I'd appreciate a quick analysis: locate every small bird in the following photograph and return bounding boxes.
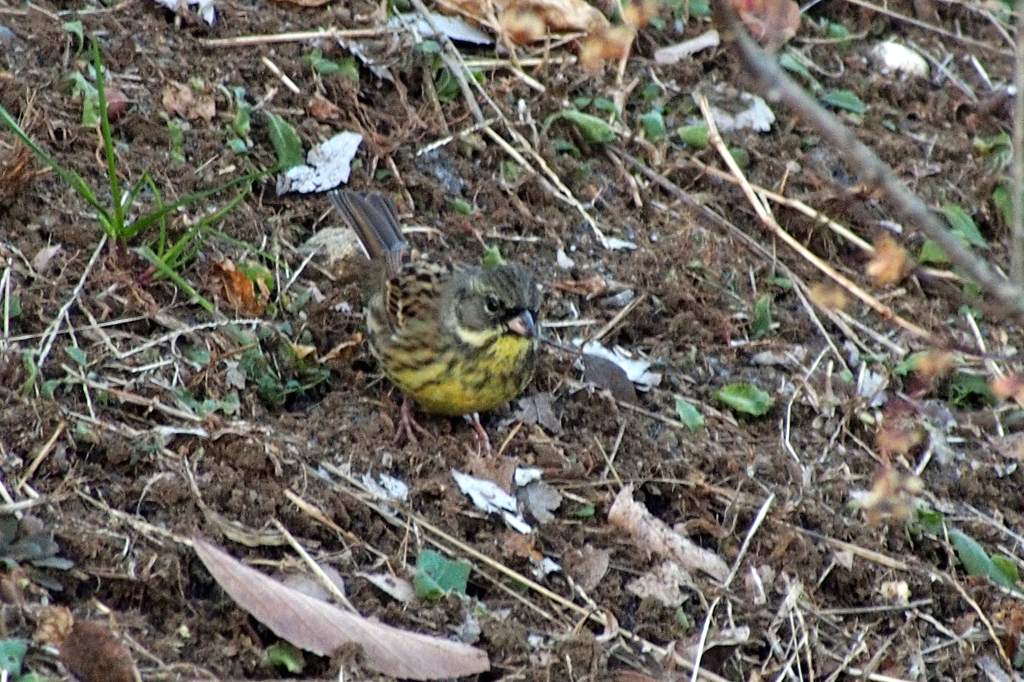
[328,189,541,453]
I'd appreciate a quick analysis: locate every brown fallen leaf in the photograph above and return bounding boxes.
[992,374,1024,406]
[853,466,923,525]
[271,0,330,5]
[308,93,342,121]
[193,537,490,680]
[564,545,610,592]
[59,620,140,682]
[808,282,849,312]
[731,0,800,51]
[446,0,609,41]
[211,259,270,315]
[579,24,635,72]
[875,398,925,459]
[105,87,129,122]
[608,485,729,583]
[162,81,215,122]
[582,353,637,404]
[866,234,912,286]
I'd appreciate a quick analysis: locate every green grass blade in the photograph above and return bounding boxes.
[122,169,265,240]
[91,40,125,236]
[0,104,111,227]
[136,246,214,313]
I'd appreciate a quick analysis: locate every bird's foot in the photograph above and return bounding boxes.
[394,397,431,446]
[467,412,492,456]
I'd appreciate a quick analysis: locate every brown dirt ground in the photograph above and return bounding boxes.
[2,0,1024,679]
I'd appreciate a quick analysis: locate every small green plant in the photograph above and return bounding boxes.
[0,38,261,312]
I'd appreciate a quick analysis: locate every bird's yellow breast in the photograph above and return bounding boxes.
[383,334,534,416]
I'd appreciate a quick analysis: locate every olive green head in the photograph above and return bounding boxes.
[445,262,541,346]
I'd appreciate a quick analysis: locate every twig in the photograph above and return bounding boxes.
[36,234,106,370]
[712,0,1024,319]
[723,493,774,589]
[844,0,1013,57]
[695,93,933,341]
[1013,8,1024,285]
[200,27,386,48]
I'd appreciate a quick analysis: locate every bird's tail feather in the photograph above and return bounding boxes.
[328,190,406,273]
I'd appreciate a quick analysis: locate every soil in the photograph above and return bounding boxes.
[2,0,1023,680]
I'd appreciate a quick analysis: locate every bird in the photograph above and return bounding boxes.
[328,189,541,453]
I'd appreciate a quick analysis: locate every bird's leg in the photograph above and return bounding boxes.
[394,397,431,445]
[467,412,492,455]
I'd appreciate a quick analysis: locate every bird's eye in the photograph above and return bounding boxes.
[484,295,500,315]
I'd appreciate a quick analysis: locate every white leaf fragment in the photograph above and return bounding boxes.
[580,341,661,390]
[870,41,928,79]
[153,0,216,25]
[711,93,775,133]
[276,131,363,195]
[654,29,720,64]
[362,472,409,502]
[452,469,531,533]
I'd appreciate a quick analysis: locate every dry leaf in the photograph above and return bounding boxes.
[105,87,129,122]
[579,25,635,71]
[500,8,547,43]
[875,399,925,459]
[193,537,490,679]
[357,572,415,603]
[808,282,849,312]
[992,374,1024,405]
[732,0,800,50]
[0,143,32,203]
[308,93,342,121]
[161,82,215,122]
[31,243,62,274]
[866,234,912,286]
[621,0,658,28]
[852,466,923,525]
[446,0,609,38]
[60,621,140,682]
[514,392,562,434]
[502,531,543,561]
[564,545,610,592]
[627,560,692,607]
[608,485,729,582]
[35,605,74,646]
[212,259,269,315]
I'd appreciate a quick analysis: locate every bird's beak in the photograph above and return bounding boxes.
[507,310,536,338]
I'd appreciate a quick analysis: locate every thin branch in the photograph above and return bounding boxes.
[1012,8,1024,285]
[712,0,1024,319]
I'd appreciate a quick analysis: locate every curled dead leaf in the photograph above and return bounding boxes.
[732,0,801,50]
[808,282,849,312]
[308,93,342,121]
[500,8,548,44]
[875,398,925,459]
[162,81,215,122]
[59,620,140,682]
[446,0,609,38]
[579,25,635,72]
[866,234,912,286]
[852,466,923,525]
[622,0,658,28]
[992,374,1024,406]
[212,259,270,315]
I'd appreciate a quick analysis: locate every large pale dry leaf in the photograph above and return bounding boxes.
[608,485,728,583]
[193,538,490,680]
